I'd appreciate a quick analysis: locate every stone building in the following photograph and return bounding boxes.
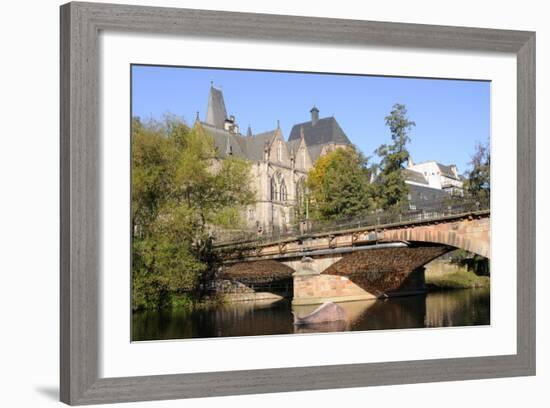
[196,84,352,232]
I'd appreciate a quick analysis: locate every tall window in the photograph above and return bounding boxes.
[280,181,287,202]
[301,148,306,169]
[295,178,306,220]
[277,141,282,162]
[270,177,278,201]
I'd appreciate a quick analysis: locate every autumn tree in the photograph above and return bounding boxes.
[306,147,373,221]
[131,117,254,310]
[373,103,415,210]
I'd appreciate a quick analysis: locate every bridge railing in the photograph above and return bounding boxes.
[212,197,489,247]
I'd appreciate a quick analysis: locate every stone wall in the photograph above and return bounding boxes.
[293,272,376,305]
[321,246,447,296]
[382,216,490,258]
[211,279,290,302]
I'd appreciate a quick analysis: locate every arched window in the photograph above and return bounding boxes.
[277,140,282,162]
[280,181,287,202]
[270,177,278,201]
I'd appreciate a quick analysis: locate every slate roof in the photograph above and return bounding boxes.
[286,139,301,155]
[288,117,352,146]
[437,163,459,179]
[205,86,228,129]
[403,168,429,185]
[200,122,279,160]
[200,123,245,158]
[306,144,325,162]
[242,130,278,161]
[201,86,351,164]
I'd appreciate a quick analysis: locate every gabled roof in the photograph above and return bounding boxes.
[436,163,459,179]
[200,122,282,161]
[306,144,325,162]
[200,122,245,158]
[242,130,278,161]
[403,168,429,185]
[288,117,351,146]
[286,139,301,155]
[205,86,228,129]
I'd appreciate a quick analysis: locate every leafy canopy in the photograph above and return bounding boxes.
[464,141,490,201]
[373,103,415,210]
[306,147,373,221]
[131,117,254,310]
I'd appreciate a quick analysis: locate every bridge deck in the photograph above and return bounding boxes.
[214,209,490,251]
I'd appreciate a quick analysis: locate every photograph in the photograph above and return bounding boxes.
[130,65,491,341]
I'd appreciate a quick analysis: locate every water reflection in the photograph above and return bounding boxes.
[132,288,490,341]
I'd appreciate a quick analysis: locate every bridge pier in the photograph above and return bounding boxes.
[292,257,377,306]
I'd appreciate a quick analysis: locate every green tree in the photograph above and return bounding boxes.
[131,117,254,310]
[306,148,373,221]
[465,141,490,201]
[373,103,415,210]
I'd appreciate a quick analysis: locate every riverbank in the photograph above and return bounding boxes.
[425,266,490,290]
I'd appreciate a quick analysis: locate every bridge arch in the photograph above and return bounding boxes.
[319,245,452,296]
[380,216,490,259]
[222,260,294,282]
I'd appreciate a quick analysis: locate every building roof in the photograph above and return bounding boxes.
[200,122,283,161]
[403,168,429,185]
[436,163,459,179]
[200,87,351,164]
[286,139,301,155]
[242,130,278,161]
[288,116,352,146]
[200,123,246,158]
[205,86,228,129]
[306,144,325,162]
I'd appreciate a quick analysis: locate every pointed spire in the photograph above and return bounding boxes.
[206,83,228,129]
[195,111,200,123]
[247,124,253,137]
[277,119,280,129]
[300,125,305,141]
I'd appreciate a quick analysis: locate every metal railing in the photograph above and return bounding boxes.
[212,197,489,248]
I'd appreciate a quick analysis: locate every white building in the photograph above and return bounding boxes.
[405,158,464,195]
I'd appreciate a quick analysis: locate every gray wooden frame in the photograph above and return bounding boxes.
[60,1,536,405]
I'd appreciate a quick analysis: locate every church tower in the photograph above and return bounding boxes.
[205,83,228,128]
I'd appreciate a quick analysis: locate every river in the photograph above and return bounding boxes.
[132,288,489,341]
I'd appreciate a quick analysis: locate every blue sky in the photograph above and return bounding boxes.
[131,65,490,173]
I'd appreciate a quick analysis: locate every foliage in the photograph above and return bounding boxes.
[449,249,490,276]
[372,103,416,210]
[131,117,254,310]
[425,267,490,289]
[464,141,490,200]
[306,147,373,220]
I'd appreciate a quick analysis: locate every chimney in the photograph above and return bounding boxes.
[310,106,319,126]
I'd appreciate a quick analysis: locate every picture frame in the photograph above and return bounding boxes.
[60,1,536,405]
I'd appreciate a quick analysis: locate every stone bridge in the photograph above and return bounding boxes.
[214,210,490,305]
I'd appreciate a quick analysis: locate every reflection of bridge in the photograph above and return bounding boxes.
[214,208,490,305]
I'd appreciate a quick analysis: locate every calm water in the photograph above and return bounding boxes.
[132,288,490,341]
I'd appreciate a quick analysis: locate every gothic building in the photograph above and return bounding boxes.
[196,84,352,231]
